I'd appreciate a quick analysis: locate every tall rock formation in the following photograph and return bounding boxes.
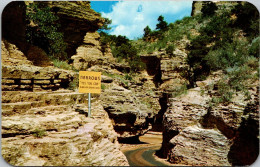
[161,76,259,166]
[1,1,130,166]
[140,2,259,166]
[34,1,104,57]
[140,38,190,131]
[152,2,260,163]
[191,1,240,16]
[2,1,104,64]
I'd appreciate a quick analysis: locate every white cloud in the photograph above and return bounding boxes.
[101,1,192,39]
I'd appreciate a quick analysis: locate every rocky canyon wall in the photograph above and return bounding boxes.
[2,2,160,166]
[1,1,130,166]
[154,2,259,166]
[161,75,259,166]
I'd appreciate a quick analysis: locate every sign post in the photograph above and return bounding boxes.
[88,93,91,117]
[79,71,101,118]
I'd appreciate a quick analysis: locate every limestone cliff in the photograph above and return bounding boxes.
[2,2,159,164]
[158,72,259,166]
[1,40,129,166]
[140,37,190,131]
[2,1,104,64]
[1,1,130,166]
[34,1,104,57]
[140,2,259,165]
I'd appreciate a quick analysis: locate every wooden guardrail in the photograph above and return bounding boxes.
[1,78,69,91]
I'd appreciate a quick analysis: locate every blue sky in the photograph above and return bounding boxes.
[91,1,192,40]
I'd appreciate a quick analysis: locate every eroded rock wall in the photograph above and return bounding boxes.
[160,73,259,166]
[140,38,190,131]
[1,2,130,165]
[35,1,104,57]
[71,32,118,71]
[99,71,161,140]
[2,1,104,64]
[1,90,129,166]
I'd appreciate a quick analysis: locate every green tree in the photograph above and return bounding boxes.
[99,17,112,31]
[186,12,233,85]
[201,1,218,17]
[231,2,259,38]
[115,35,129,46]
[156,15,168,31]
[143,25,152,40]
[26,3,67,60]
[100,32,145,72]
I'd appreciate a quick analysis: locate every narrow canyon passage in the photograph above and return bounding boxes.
[120,131,173,166]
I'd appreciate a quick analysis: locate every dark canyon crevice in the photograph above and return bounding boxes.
[227,97,259,166]
[152,93,169,132]
[141,55,163,88]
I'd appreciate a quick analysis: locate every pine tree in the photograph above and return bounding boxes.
[143,26,152,40]
[156,15,168,31]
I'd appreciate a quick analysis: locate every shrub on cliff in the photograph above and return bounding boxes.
[156,15,168,32]
[26,3,67,60]
[186,3,259,85]
[231,2,259,39]
[100,33,145,72]
[143,26,152,41]
[201,1,218,17]
[185,2,259,103]
[135,15,196,55]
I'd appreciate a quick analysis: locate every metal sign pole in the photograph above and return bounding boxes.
[88,93,91,117]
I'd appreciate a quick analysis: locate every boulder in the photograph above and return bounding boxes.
[169,125,231,166]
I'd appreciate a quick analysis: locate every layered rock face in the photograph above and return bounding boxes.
[71,31,131,73]
[1,40,74,91]
[35,1,104,57]
[140,38,189,131]
[155,2,259,166]
[140,35,259,165]
[141,47,188,91]
[2,1,104,62]
[1,1,130,165]
[71,32,117,71]
[1,41,129,166]
[2,0,158,146]
[2,90,128,166]
[159,73,259,166]
[100,73,160,140]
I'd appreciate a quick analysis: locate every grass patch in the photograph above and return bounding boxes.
[101,84,106,90]
[33,128,46,138]
[171,84,188,97]
[52,59,73,70]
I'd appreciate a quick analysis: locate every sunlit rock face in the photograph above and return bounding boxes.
[1,40,129,166]
[1,2,130,166]
[33,1,104,57]
[159,74,259,166]
[2,1,104,61]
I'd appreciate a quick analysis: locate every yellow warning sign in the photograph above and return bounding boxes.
[79,71,101,94]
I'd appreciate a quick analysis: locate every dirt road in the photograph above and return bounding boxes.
[121,131,172,166]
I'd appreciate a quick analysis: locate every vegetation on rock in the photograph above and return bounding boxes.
[134,2,259,103]
[100,32,145,72]
[26,3,67,60]
[32,128,46,138]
